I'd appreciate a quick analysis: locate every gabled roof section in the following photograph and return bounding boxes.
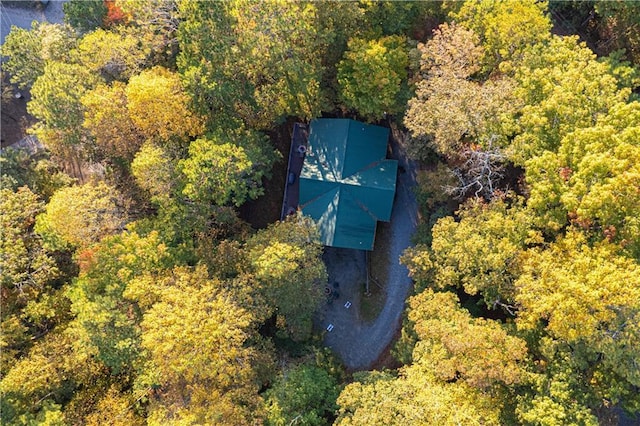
[299,119,398,250]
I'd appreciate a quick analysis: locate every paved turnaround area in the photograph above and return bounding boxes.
[319,128,419,370]
[1,1,66,44]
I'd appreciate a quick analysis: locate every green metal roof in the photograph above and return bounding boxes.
[299,119,398,250]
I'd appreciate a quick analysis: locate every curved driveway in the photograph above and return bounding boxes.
[322,127,419,370]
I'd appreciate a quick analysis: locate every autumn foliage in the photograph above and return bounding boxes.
[103,0,127,27]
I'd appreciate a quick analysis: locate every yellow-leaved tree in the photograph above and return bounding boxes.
[125,67,204,144]
[35,181,127,250]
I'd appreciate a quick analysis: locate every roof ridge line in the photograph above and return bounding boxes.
[343,158,389,177]
[340,159,398,191]
[298,183,340,209]
[317,118,342,182]
[339,119,351,180]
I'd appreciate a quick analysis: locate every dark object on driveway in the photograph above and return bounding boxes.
[288,172,296,184]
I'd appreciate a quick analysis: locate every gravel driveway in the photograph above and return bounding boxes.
[319,126,419,370]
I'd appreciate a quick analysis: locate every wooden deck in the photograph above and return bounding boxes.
[280,123,309,220]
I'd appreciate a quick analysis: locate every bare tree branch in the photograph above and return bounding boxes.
[443,137,505,200]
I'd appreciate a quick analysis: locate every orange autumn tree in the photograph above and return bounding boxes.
[104,1,127,27]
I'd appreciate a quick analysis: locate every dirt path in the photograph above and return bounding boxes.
[319,125,419,371]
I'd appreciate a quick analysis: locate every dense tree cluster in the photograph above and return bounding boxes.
[1,0,639,424]
[399,1,640,424]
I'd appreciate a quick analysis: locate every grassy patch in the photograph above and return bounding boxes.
[359,221,392,323]
[360,281,386,323]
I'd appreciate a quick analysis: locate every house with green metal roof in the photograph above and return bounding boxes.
[299,118,398,250]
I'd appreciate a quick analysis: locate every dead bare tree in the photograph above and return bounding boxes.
[445,139,505,200]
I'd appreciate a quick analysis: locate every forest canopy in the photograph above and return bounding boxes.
[1,0,639,425]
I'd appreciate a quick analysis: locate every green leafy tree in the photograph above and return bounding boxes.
[245,216,327,341]
[264,363,340,426]
[406,289,527,390]
[518,377,598,425]
[29,61,98,134]
[28,61,101,161]
[0,151,74,378]
[0,187,58,304]
[311,2,366,93]
[0,327,106,424]
[337,35,409,121]
[0,187,63,375]
[1,22,77,90]
[179,140,253,206]
[177,1,362,129]
[228,0,331,125]
[0,148,73,200]
[403,196,534,306]
[126,195,218,258]
[66,230,174,374]
[179,130,274,207]
[176,0,257,130]
[515,342,600,426]
[35,182,127,250]
[451,0,552,71]
[359,1,444,38]
[131,142,178,202]
[63,0,108,33]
